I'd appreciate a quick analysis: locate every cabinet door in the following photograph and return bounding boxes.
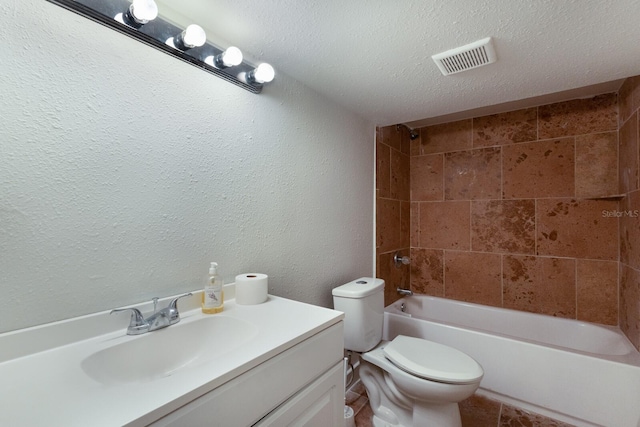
[254,361,344,427]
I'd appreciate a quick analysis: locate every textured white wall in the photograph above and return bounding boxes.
[0,0,374,333]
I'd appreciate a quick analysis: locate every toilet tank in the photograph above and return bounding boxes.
[332,278,384,352]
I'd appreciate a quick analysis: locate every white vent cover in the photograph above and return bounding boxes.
[432,37,497,76]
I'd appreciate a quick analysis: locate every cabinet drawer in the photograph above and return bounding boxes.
[253,361,344,427]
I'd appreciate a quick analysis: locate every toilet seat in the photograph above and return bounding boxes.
[383,335,483,384]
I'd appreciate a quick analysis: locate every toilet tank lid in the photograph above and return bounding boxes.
[332,278,384,298]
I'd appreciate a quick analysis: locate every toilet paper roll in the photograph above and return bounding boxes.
[235,273,268,305]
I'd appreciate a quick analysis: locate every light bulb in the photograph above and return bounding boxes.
[130,0,158,23]
[212,46,243,68]
[181,24,206,48]
[121,0,158,28]
[221,47,243,67]
[250,63,275,84]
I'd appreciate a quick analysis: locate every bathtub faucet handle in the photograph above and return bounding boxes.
[397,287,413,296]
[393,252,410,268]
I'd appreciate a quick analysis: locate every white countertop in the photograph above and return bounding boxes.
[0,289,343,426]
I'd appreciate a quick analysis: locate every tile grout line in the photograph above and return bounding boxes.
[573,135,578,321]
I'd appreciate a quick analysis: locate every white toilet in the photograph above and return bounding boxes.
[332,278,483,427]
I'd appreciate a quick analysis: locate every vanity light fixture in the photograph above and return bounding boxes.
[121,0,158,28]
[172,24,207,51]
[247,63,275,84]
[206,46,243,69]
[47,0,275,93]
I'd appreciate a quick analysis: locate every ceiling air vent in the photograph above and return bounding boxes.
[432,37,497,76]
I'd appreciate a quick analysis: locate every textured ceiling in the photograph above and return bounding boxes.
[158,0,640,126]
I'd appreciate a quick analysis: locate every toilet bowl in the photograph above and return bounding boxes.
[332,278,483,427]
[361,336,483,427]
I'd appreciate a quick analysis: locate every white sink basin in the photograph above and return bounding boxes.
[0,292,343,427]
[82,315,258,385]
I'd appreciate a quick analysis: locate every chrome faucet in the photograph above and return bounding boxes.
[397,287,413,296]
[111,293,193,335]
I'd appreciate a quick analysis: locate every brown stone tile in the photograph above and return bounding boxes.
[503,138,575,199]
[577,259,618,325]
[445,251,502,307]
[634,75,640,114]
[575,132,618,198]
[399,127,412,155]
[471,200,535,254]
[410,248,444,296]
[619,75,640,126]
[634,76,640,117]
[537,199,618,260]
[499,404,576,426]
[473,108,537,147]
[417,120,472,155]
[410,134,421,157]
[379,250,410,306]
[380,124,402,152]
[419,201,471,250]
[410,202,420,247]
[620,189,640,269]
[346,392,368,414]
[376,198,402,252]
[619,77,634,126]
[348,379,366,397]
[538,93,617,139]
[620,263,640,351]
[460,394,501,427]
[619,111,639,194]
[400,201,410,248]
[376,140,390,198]
[503,255,576,318]
[354,402,374,427]
[411,154,443,201]
[445,147,502,200]
[390,149,410,201]
[344,380,369,414]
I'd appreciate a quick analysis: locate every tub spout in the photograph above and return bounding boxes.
[397,287,413,296]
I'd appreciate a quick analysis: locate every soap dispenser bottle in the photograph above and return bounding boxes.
[202,262,224,314]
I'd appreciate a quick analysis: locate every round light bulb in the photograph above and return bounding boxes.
[222,46,243,67]
[182,24,206,48]
[253,63,275,83]
[130,0,158,23]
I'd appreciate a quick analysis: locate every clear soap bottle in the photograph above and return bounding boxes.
[202,262,224,314]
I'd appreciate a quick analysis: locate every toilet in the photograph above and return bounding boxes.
[332,278,483,427]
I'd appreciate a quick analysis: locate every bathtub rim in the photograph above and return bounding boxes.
[385,295,640,366]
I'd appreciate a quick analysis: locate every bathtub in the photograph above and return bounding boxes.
[383,296,640,427]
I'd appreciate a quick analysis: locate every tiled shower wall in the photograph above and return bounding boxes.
[619,76,640,349]
[377,77,640,347]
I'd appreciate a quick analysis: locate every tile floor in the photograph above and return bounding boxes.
[345,379,373,427]
[345,379,576,427]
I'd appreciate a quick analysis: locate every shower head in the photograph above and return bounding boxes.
[396,124,419,140]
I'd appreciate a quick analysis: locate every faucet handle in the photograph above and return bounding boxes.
[166,293,193,323]
[168,293,193,310]
[110,307,149,335]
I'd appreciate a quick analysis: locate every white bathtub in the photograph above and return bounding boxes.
[383,296,640,427]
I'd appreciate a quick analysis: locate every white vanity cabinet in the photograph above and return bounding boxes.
[150,322,345,427]
[0,293,345,427]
